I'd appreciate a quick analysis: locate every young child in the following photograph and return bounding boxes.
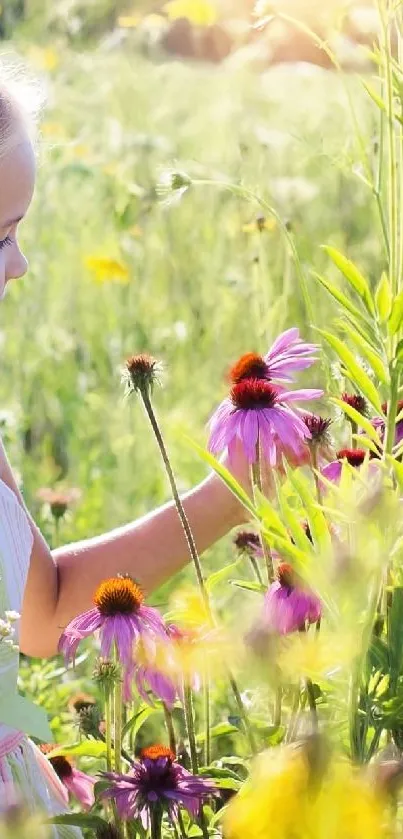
[0,63,249,831]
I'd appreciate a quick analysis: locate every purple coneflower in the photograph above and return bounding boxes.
[40,747,95,810]
[58,576,168,672]
[208,379,323,466]
[264,327,319,381]
[263,563,321,634]
[101,745,216,826]
[321,448,379,484]
[228,329,318,386]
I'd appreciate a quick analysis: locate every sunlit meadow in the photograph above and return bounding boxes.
[2,0,403,836]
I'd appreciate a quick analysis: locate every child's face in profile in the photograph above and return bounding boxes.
[0,131,36,300]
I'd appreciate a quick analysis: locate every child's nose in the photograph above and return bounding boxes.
[6,248,28,280]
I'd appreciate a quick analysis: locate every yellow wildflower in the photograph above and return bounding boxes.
[224,744,387,839]
[84,255,130,285]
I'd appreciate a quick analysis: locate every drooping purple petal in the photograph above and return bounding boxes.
[321,461,343,483]
[64,769,95,810]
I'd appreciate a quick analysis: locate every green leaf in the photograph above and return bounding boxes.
[284,465,331,555]
[184,435,257,518]
[196,722,239,742]
[230,579,266,593]
[331,398,382,446]
[362,80,387,113]
[317,329,383,413]
[199,766,243,781]
[206,561,240,593]
[323,246,375,315]
[395,339,403,366]
[313,272,369,323]
[47,741,108,758]
[375,272,393,323]
[339,321,389,385]
[49,814,109,830]
[388,291,403,335]
[122,704,158,740]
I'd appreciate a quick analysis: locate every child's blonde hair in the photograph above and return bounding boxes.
[0,55,44,161]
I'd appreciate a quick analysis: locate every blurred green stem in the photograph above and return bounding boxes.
[204,673,211,766]
[228,673,257,755]
[183,682,198,774]
[104,689,112,773]
[384,374,399,456]
[163,703,177,756]
[379,0,398,294]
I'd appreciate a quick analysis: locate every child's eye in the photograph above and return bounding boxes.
[0,235,13,252]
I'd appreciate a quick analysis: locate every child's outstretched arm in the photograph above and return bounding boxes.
[0,441,249,658]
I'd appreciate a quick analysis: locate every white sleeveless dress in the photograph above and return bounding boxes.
[0,477,82,836]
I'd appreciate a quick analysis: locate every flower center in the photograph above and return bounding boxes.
[302,414,332,443]
[337,448,366,467]
[94,577,144,616]
[234,530,261,553]
[277,563,296,588]
[140,745,175,762]
[229,353,268,384]
[341,393,368,416]
[40,747,73,780]
[230,379,279,410]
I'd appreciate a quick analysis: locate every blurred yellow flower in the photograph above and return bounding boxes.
[278,629,357,683]
[168,586,212,629]
[242,215,276,234]
[41,122,66,139]
[27,46,59,72]
[164,0,218,27]
[224,745,387,839]
[84,255,130,285]
[118,14,141,28]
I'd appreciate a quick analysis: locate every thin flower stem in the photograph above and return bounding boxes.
[204,672,211,766]
[310,447,323,506]
[104,689,113,773]
[249,555,264,585]
[163,703,177,756]
[384,374,399,456]
[350,421,358,450]
[228,674,257,755]
[141,391,210,612]
[114,672,123,775]
[177,811,187,839]
[150,807,163,839]
[286,686,301,743]
[183,682,199,775]
[251,443,274,582]
[380,0,399,295]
